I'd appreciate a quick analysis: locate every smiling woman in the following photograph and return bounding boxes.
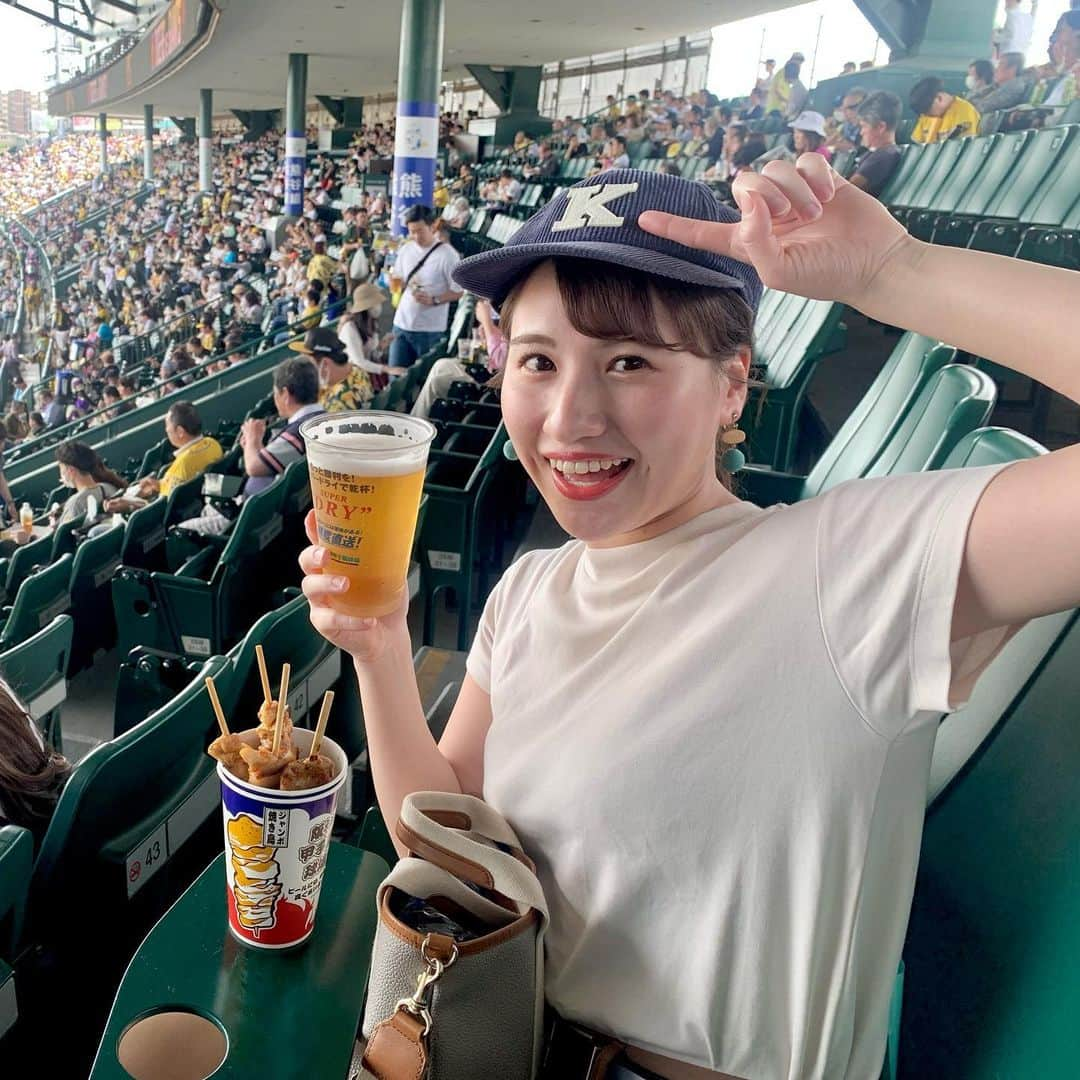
[497,257,759,544]
[299,162,1080,1080]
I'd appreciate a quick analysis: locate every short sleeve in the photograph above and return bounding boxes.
[259,427,304,476]
[815,464,1022,739]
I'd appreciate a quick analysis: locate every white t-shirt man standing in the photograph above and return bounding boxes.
[997,0,1033,57]
[389,206,462,368]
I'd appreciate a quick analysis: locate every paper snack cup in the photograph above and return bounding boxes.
[217,730,348,949]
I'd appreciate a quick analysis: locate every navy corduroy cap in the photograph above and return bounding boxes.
[453,168,763,311]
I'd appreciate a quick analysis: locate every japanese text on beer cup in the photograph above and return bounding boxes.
[302,415,435,618]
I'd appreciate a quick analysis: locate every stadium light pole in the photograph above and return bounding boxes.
[143,104,154,182]
[391,0,445,237]
[198,88,213,194]
[284,52,308,219]
[98,112,108,174]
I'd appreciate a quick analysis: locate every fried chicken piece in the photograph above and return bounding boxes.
[238,743,298,789]
[256,700,293,752]
[207,731,260,780]
[279,753,337,791]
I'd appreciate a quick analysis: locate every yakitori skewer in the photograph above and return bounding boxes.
[205,676,228,738]
[255,644,272,706]
[272,664,291,755]
[309,690,334,760]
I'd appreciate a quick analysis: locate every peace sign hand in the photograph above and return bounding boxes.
[639,153,916,309]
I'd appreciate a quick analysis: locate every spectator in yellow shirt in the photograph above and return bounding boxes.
[306,237,337,287]
[105,401,223,511]
[909,77,980,142]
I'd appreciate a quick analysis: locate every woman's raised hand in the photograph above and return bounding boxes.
[298,510,408,664]
[639,153,915,308]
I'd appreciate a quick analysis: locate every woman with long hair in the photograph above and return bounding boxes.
[0,680,69,847]
[300,162,1080,1078]
[53,440,126,526]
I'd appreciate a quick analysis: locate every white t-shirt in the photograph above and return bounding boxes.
[393,240,462,333]
[999,9,1033,55]
[467,463,1022,1079]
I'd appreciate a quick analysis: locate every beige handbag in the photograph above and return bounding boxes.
[360,792,548,1080]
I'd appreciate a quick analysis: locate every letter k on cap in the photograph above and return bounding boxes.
[551,183,640,232]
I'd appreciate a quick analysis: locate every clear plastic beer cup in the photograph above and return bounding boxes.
[300,411,436,617]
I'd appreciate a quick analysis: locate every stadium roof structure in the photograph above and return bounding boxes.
[47,0,805,117]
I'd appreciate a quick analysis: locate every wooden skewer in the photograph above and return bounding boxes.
[205,676,229,739]
[308,690,334,760]
[272,664,291,755]
[255,644,272,706]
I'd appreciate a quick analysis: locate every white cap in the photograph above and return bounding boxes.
[790,110,827,137]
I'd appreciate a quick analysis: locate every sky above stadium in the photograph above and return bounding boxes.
[0,1,1066,96]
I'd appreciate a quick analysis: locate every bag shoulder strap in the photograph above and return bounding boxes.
[362,1008,427,1080]
[402,242,443,290]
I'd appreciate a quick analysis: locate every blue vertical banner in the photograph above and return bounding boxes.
[392,100,439,237]
[284,134,306,218]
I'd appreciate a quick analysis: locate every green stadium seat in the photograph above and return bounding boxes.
[907,134,1000,241]
[899,138,970,212]
[20,655,232,1075]
[0,554,73,651]
[119,498,167,571]
[113,477,288,660]
[0,825,32,1039]
[878,142,928,205]
[4,532,53,601]
[69,523,125,672]
[49,517,81,561]
[982,124,1076,219]
[746,298,848,471]
[969,125,1080,255]
[901,606,1080,1077]
[0,614,72,751]
[859,364,996,480]
[420,422,509,650]
[739,334,956,507]
[163,470,210,530]
[930,130,1034,246]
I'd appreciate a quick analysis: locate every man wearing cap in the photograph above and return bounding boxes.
[291,326,373,412]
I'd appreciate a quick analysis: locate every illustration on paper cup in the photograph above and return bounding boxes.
[226,813,282,931]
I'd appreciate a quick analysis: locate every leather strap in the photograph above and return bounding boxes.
[361,1009,428,1080]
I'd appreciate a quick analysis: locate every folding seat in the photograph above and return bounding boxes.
[0,613,72,750]
[893,139,968,225]
[0,825,31,1040]
[969,125,1080,256]
[929,129,1034,246]
[419,423,510,650]
[886,141,943,209]
[908,134,999,241]
[119,497,167,571]
[2,532,53,602]
[878,143,923,204]
[68,523,125,672]
[113,479,288,660]
[20,656,231,1076]
[739,334,956,506]
[0,554,73,651]
[746,297,848,471]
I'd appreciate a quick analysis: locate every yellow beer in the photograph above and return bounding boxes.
[301,413,436,617]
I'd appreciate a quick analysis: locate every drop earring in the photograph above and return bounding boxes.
[502,440,518,462]
[719,417,746,472]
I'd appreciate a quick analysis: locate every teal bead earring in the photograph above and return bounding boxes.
[719,418,746,472]
[502,440,518,462]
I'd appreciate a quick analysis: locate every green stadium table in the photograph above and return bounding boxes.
[90,842,387,1080]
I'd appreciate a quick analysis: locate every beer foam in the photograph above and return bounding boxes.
[302,415,435,476]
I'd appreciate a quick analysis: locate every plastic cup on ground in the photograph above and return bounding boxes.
[300,410,436,617]
[217,730,348,950]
